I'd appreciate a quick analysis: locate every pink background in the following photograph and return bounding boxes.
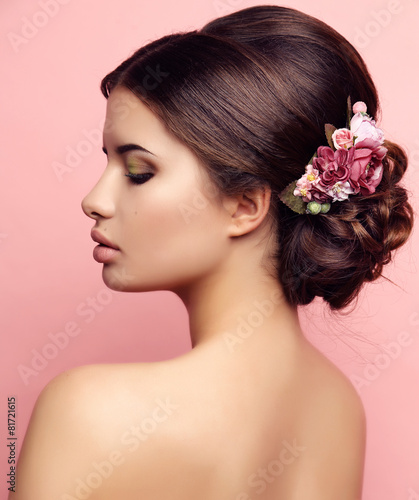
[1,0,418,498]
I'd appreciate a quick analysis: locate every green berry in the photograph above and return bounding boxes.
[306,201,322,215]
[320,203,331,213]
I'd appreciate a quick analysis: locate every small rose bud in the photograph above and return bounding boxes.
[332,128,354,150]
[352,101,367,114]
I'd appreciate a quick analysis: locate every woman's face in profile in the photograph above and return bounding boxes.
[82,86,231,293]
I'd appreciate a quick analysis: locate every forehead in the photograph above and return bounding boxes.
[103,87,186,158]
[104,87,161,139]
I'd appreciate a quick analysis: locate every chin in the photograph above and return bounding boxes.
[101,262,205,295]
[101,268,166,293]
[101,266,137,292]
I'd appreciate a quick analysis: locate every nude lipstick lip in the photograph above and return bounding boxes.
[90,229,120,263]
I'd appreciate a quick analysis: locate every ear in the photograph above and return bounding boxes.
[224,186,272,237]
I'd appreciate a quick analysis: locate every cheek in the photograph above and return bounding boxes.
[118,182,228,285]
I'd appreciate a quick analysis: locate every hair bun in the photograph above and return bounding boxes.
[276,139,413,310]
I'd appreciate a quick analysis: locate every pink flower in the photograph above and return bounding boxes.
[294,165,321,202]
[294,179,311,202]
[360,164,383,195]
[313,147,351,185]
[349,141,387,195]
[310,189,330,203]
[311,146,334,173]
[350,113,385,146]
[332,128,354,150]
[306,147,355,202]
[314,148,355,202]
[352,101,367,114]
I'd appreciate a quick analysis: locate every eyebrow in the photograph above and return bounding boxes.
[102,143,156,156]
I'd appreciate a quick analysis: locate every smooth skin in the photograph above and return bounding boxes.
[11,87,366,500]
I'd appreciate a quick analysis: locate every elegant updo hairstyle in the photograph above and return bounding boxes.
[101,5,413,310]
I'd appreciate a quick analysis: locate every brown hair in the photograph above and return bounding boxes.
[101,5,413,310]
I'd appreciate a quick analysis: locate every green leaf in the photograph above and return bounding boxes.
[278,180,306,215]
[324,124,336,149]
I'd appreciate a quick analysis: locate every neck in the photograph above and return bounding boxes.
[174,246,302,353]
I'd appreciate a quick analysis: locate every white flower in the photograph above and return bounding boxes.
[325,181,354,202]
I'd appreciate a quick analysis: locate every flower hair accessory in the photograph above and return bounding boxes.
[279,99,387,215]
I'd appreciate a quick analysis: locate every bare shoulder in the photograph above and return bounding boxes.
[12,363,180,500]
[11,365,108,499]
[283,341,366,500]
[299,341,366,427]
[19,363,140,442]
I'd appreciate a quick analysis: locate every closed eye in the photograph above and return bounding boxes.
[125,172,154,185]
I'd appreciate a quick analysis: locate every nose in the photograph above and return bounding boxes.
[81,171,116,220]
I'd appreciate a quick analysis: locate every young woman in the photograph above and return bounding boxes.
[12,6,413,500]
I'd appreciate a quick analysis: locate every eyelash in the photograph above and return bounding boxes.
[125,172,154,185]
